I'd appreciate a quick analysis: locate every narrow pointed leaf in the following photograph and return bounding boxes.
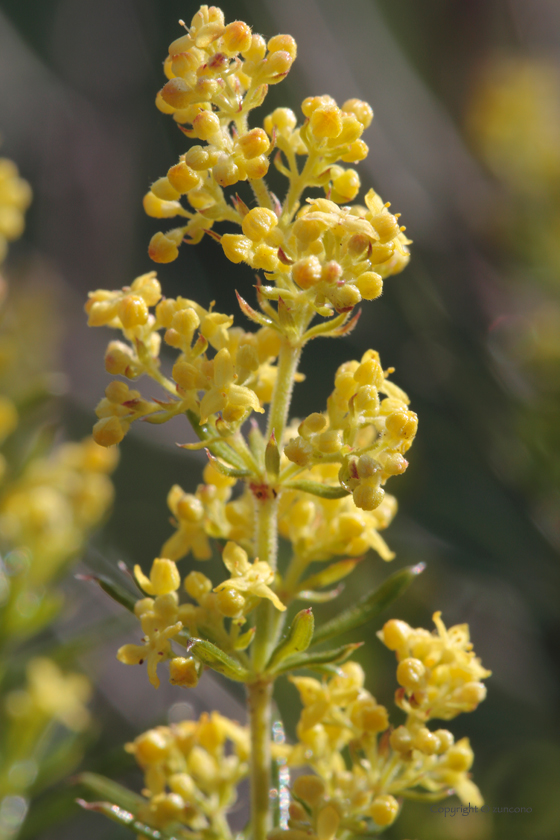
[185,409,248,471]
[273,642,362,675]
[278,297,296,333]
[205,449,251,478]
[234,626,255,651]
[77,773,145,813]
[302,312,348,341]
[187,638,250,682]
[79,574,137,613]
[285,480,349,499]
[295,586,344,603]
[265,432,280,478]
[298,559,361,592]
[311,563,425,646]
[266,609,314,671]
[76,800,177,840]
[236,290,274,327]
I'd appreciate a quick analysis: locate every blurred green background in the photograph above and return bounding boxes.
[1,1,560,838]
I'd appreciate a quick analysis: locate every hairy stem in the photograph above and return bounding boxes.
[250,177,274,212]
[247,679,274,840]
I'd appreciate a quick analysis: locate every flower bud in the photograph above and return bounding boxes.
[370,211,401,243]
[434,729,454,754]
[381,619,411,650]
[192,110,221,140]
[331,169,360,203]
[118,295,149,329]
[169,657,199,688]
[263,50,294,82]
[353,483,384,511]
[133,730,170,765]
[446,739,474,772]
[221,20,252,54]
[161,78,193,109]
[143,192,182,219]
[242,207,278,241]
[284,437,314,467]
[396,657,425,689]
[414,727,440,754]
[150,558,181,595]
[355,271,383,300]
[216,587,245,617]
[370,795,398,827]
[167,162,200,195]
[237,128,270,159]
[184,571,212,600]
[213,154,244,187]
[310,106,343,140]
[93,416,126,447]
[151,177,180,201]
[243,154,269,179]
[221,233,252,264]
[264,107,297,137]
[341,139,369,163]
[390,725,412,752]
[290,256,320,290]
[149,231,180,263]
[242,33,267,61]
[342,98,374,128]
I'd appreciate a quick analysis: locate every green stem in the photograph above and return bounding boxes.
[266,339,302,443]
[250,177,274,211]
[247,679,273,840]
[280,151,318,226]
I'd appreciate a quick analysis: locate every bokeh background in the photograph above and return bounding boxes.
[1,0,560,838]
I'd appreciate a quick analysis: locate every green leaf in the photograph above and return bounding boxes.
[266,608,314,671]
[76,800,180,839]
[284,480,350,499]
[265,432,280,478]
[187,638,250,682]
[272,642,362,675]
[77,772,145,813]
[185,410,248,471]
[295,586,344,603]
[311,563,425,646]
[78,574,137,613]
[234,626,256,650]
[297,559,361,592]
[205,449,251,478]
[236,290,274,327]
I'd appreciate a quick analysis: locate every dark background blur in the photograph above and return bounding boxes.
[2,1,560,838]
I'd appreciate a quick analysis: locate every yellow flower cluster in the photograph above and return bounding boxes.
[118,537,286,688]
[5,657,91,733]
[145,6,409,327]
[284,350,417,512]
[86,273,284,447]
[0,156,31,264]
[278,622,489,835]
[145,5,296,259]
[0,438,117,593]
[125,712,249,837]
[379,611,491,721]
[222,192,409,316]
[279,465,398,563]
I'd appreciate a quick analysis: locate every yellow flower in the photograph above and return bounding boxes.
[117,619,183,689]
[199,347,264,423]
[134,558,181,596]
[214,541,286,611]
